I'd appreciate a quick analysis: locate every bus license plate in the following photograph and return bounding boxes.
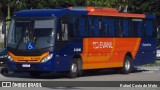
[22,64,30,67]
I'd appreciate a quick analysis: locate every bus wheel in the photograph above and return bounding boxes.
[1,68,9,75]
[68,59,79,78]
[29,71,41,78]
[77,58,82,76]
[121,56,132,74]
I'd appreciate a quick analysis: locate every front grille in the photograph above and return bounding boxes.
[18,60,39,62]
[12,52,43,56]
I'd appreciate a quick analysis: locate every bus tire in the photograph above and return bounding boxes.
[68,59,79,78]
[1,68,9,76]
[121,55,132,74]
[77,58,82,76]
[29,71,41,78]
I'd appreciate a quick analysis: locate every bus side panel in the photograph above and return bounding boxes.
[81,38,141,70]
[133,38,157,66]
[54,39,83,72]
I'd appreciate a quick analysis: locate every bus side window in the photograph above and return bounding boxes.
[123,19,129,37]
[88,17,94,37]
[103,17,109,37]
[128,19,133,37]
[72,17,77,37]
[79,17,86,37]
[132,21,138,37]
[152,20,157,38]
[145,20,153,37]
[117,19,124,37]
[57,21,61,41]
[94,17,100,36]
[109,18,114,37]
[57,21,69,41]
[137,21,143,37]
[61,23,68,41]
[72,16,80,37]
[88,17,92,37]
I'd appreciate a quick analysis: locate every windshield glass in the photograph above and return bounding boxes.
[8,17,55,50]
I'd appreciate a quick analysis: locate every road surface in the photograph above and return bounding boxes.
[0,65,160,90]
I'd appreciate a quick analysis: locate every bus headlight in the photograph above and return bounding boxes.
[41,54,53,63]
[8,55,14,62]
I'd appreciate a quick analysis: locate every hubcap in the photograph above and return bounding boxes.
[71,63,77,73]
[125,60,130,71]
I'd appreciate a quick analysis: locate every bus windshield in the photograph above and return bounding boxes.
[8,17,55,50]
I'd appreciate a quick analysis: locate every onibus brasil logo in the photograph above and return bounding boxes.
[1,82,42,87]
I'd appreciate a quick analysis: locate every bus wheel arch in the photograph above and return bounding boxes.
[121,52,133,74]
[125,52,133,61]
[68,55,82,78]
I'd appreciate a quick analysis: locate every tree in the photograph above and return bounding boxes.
[0,2,2,17]
[128,0,160,15]
[87,0,118,7]
[0,0,22,18]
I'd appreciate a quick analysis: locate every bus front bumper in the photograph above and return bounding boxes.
[7,60,54,72]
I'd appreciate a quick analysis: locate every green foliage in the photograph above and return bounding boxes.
[128,0,160,15]
[87,0,118,8]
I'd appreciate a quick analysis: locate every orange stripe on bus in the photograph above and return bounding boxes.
[81,38,141,70]
[88,12,145,18]
[132,38,141,58]
[8,52,49,63]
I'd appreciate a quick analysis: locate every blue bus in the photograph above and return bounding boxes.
[6,7,157,78]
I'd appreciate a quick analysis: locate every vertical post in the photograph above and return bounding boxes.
[3,19,6,48]
[2,18,6,48]
[7,5,11,28]
[5,5,11,48]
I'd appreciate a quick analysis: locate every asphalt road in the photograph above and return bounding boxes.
[0,66,160,81]
[0,65,160,90]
